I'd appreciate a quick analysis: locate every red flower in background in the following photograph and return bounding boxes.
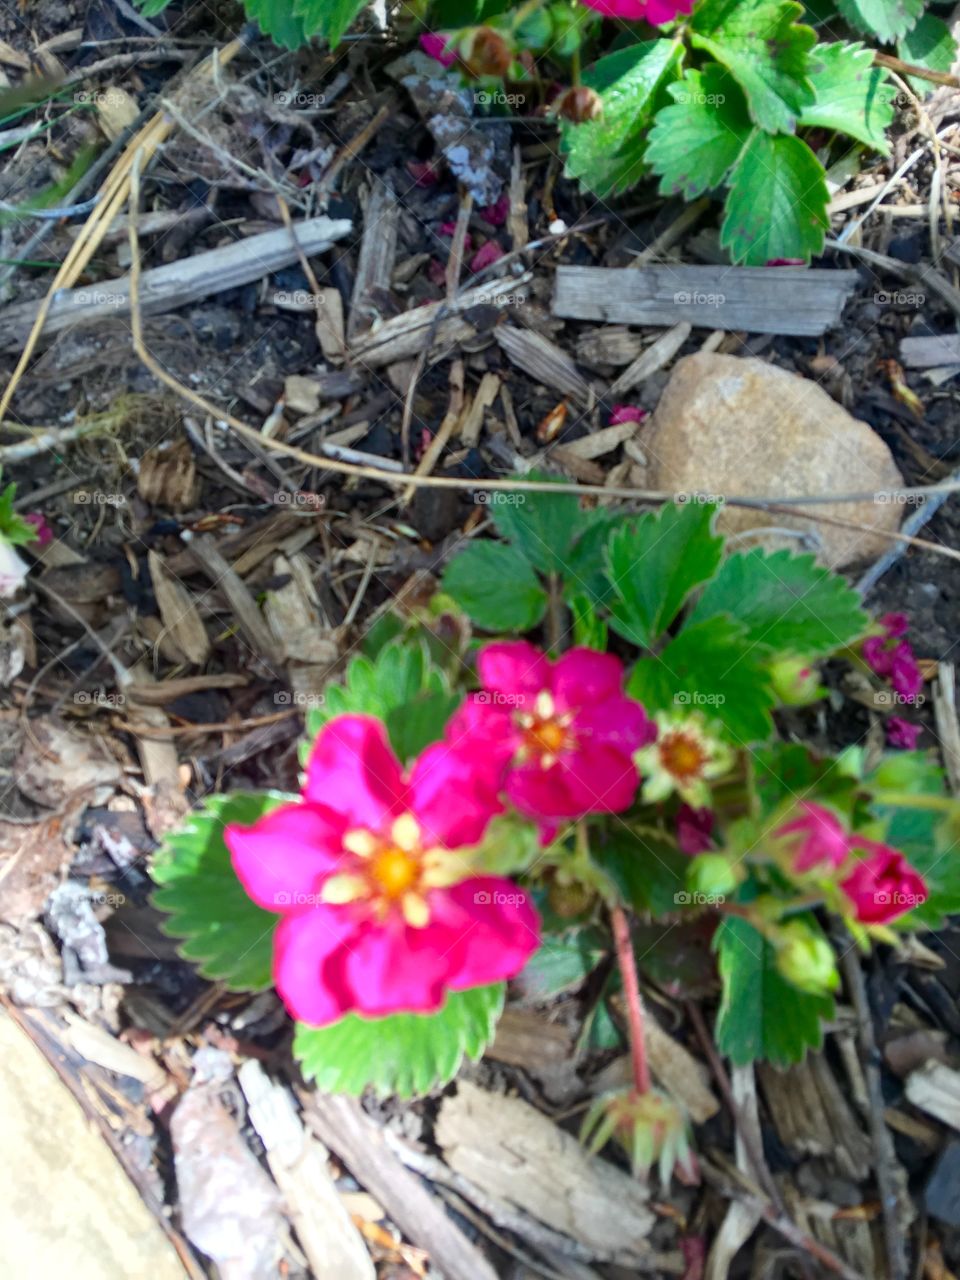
[226,716,539,1026]
[775,802,850,873]
[840,842,928,924]
[864,612,923,702]
[447,641,655,822]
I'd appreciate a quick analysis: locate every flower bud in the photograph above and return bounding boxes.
[687,853,738,900]
[768,655,824,706]
[581,1087,696,1185]
[774,920,839,995]
[462,27,513,78]
[554,86,604,123]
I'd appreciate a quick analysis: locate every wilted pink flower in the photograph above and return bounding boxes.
[864,613,923,703]
[886,716,922,750]
[420,31,456,67]
[766,258,805,266]
[447,642,654,822]
[609,404,648,426]
[226,715,539,1026]
[479,194,510,227]
[776,802,850,873]
[470,240,504,273]
[840,841,928,924]
[24,512,52,546]
[407,159,439,187]
[677,804,714,855]
[578,0,692,21]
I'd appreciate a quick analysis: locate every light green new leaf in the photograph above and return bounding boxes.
[605,500,724,649]
[798,41,894,152]
[691,0,817,133]
[646,65,753,199]
[688,547,868,656]
[628,617,776,742]
[152,792,292,991]
[443,541,547,632]
[562,40,683,197]
[836,0,923,42]
[714,916,834,1065]
[721,131,829,264]
[293,983,504,1096]
[294,0,367,45]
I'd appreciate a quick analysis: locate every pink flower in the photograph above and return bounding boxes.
[578,0,692,21]
[886,716,922,750]
[840,842,928,924]
[446,642,655,822]
[470,240,504,273]
[225,715,539,1027]
[775,802,850,873]
[608,404,648,426]
[24,513,52,546]
[890,643,923,701]
[864,613,923,703]
[479,194,510,227]
[766,258,805,266]
[677,804,714,855]
[420,32,456,67]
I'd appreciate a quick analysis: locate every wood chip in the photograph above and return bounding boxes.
[239,1061,374,1280]
[315,288,346,364]
[560,421,640,461]
[495,326,592,407]
[758,1054,872,1180]
[435,1081,653,1261]
[459,372,501,447]
[608,322,692,398]
[138,439,199,511]
[900,334,960,369]
[264,554,339,665]
[487,1007,573,1069]
[94,85,139,141]
[553,267,860,337]
[147,551,211,665]
[284,375,323,416]
[905,1061,960,1130]
[349,183,399,340]
[187,534,283,669]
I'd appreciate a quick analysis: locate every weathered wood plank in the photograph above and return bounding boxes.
[552,266,860,336]
[901,333,960,368]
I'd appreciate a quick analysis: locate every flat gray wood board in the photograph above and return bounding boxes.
[552,266,860,336]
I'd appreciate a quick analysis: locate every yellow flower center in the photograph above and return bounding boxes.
[320,813,468,928]
[658,731,707,781]
[516,690,575,768]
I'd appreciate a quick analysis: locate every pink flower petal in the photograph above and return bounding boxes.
[273,906,359,1026]
[551,647,626,709]
[419,31,456,67]
[409,739,504,848]
[479,194,510,227]
[437,878,541,988]
[886,716,922,750]
[303,715,407,831]
[477,640,550,705]
[226,802,347,912]
[574,697,656,751]
[776,802,849,873]
[24,512,53,546]
[840,844,928,924]
[340,919,451,1017]
[470,240,503,274]
[677,804,714,855]
[608,404,648,426]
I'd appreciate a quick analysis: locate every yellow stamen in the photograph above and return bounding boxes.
[321,873,368,904]
[659,732,707,781]
[390,813,421,852]
[343,828,378,858]
[371,845,420,898]
[402,892,430,928]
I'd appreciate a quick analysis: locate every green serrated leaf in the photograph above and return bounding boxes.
[488,479,587,575]
[591,826,690,916]
[646,65,753,199]
[152,792,292,990]
[688,547,868,656]
[605,500,724,650]
[561,39,683,197]
[443,541,547,632]
[135,0,171,15]
[836,0,923,42]
[516,927,608,1000]
[245,0,309,48]
[798,41,894,151]
[714,915,833,1065]
[691,0,817,133]
[899,14,958,93]
[303,639,452,763]
[628,617,776,742]
[293,983,504,1096]
[721,130,829,265]
[293,0,366,45]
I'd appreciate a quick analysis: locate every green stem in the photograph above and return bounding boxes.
[611,903,651,1095]
[872,792,954,812]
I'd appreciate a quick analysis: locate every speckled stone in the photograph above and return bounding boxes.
[646,353,904,568]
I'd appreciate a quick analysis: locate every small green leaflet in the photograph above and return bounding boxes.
[562,40,683,197]
[798,42,894,152]
[302,640,456,765]
[721,131,829,265]
[516,928,608,1000]
[294,0,367,46]
[488,478,588,576]
[605,500,724,649]
[646,66,753,200]
[152,792,291,991]
[293,983,504,1096]
[690,0,817,134]
[898,15,958,93]
[591,826,690,917]
[836,0,923,43]
[714,916,834,1065]
[688,547,868,657]
[628,616,776,742]
[245,0,309,48]
[443,541,546,632]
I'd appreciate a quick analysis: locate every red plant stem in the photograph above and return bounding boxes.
[610,903,651,1095]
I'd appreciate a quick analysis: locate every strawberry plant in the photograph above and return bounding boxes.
[153,487,956,1181]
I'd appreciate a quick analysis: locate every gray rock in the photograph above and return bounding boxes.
[925,1140,960,1227]
[646,353,904,568]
